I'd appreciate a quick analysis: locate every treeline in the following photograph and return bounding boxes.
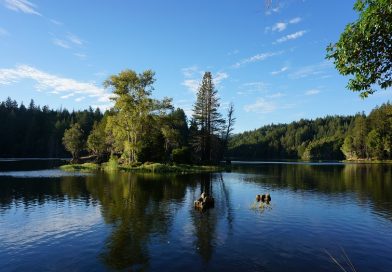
[228,102,392,161]
[0,97,102,157]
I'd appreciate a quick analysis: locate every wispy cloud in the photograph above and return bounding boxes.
[276,30,306,43]
[4,0,41,16]
[244,98,276,113]
[60,93,75,99]
[50,19,63,26]
[182,79,199,93]
[266,17,302,33]
[181,66,199,78]
[267,92,285,98]
[0,65,112,103]
[289,61,332,79]
[289,17,302,24]
[305,89,321,96]
[232,51,283,68]
[237,81,269,96]
[67,33,83,46]
[75,96,86,102]
[272,22,287,32]
[52,38,70,49]
[213,72,228,85]
[181,67,228,93]
[74,53,87,59]
[0,27,9,37]
[271,66,288,75]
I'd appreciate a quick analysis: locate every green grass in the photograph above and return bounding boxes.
[60,162,223,174]
[60,163,99,172]
[119,163,223,173]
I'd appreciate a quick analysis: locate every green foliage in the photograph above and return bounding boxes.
[229,116,354,160]
[62,123,85,161]
[172,147,191,164]
[104,69,173,164]
[60,163,99,172]
[302,137,344,160]
[87,120,108,160]
[326,0,392,97]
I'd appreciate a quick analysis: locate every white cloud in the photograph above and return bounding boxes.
[272,22,287,32]
[181,66,199,78]
[60,93,75,99]
[0,65,113,103]
[213,72,228,85]
[0,27,9,37]
[4,0,41,16]
[232,51,283,68]
[75,96,86,102]
[267,92,285,98]
[50,19,63,26]
[244,98,276,113]
[181,67,228,93]
[305,89,320,96]
[67,33,83,46]
[266,17,302,33]
[289,17,302,24]
[74,53,87,59]
[289,61,332,79]
[182,79,199,94]
[276,30,306,43]
[52,38,70,49]
[271,66,289,75]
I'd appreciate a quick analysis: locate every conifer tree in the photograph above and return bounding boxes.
[192,72,225,162]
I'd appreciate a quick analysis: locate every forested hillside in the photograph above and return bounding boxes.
[228,102,392,161]
[0,97,102,158]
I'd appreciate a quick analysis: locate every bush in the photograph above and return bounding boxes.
[172,147,191,164]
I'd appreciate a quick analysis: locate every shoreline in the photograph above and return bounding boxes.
[60,162,224,174]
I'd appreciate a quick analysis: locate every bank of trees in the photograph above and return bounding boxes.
[61,70,234,164]
[229,102,392,161]
[0,97,102,158]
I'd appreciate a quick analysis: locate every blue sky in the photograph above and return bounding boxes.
[0,0,391,132]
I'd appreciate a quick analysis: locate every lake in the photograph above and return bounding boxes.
[0,159,392,271]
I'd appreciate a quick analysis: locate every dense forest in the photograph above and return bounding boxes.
[228,102,392,161]
[0,97,102,157]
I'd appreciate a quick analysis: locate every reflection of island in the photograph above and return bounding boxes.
[84,172,193,271]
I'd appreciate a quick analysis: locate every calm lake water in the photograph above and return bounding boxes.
[0,160,392,271]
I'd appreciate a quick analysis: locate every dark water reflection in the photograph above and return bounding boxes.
[0,160,392,271]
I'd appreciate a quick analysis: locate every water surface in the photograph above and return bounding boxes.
[0,159,391,271]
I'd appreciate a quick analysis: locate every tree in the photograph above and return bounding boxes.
[63,123,85,162]
[104,69,172,164]
[192,72,225,162]
[223,103,236,156]
[326,0,392,97]
[87,121,108,161]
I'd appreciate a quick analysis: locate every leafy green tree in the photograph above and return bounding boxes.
[87,121,108,161]
[63,123,85,162]
[104,69,172,164]
[326,0,392,97]
[366,129,383,159]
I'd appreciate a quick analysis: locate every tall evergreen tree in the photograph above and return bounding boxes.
[192,72,225,162]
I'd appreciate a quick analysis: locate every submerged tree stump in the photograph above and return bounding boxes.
[194,192,215,210]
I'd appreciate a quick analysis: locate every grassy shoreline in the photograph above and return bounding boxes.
[60,162,224,174]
